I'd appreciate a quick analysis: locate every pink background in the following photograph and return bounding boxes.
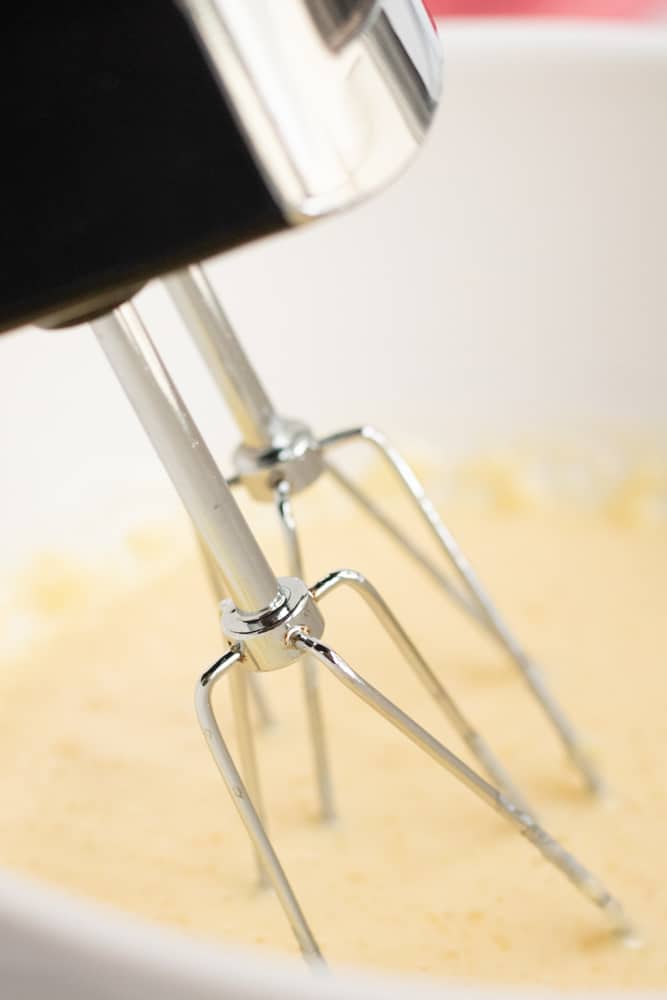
[428,1,659,17]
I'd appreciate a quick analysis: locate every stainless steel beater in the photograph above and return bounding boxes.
[1,0,635,971]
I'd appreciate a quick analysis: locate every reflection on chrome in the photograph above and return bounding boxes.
[179,0,443,221]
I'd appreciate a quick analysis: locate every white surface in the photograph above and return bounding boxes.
[1,21,666,1000]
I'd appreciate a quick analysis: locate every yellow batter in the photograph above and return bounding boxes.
[0,455,666,988]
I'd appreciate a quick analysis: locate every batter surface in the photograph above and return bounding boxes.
[0,459,665,988]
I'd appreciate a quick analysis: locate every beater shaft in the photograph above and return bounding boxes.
[92,303,280,616]
[164,266,280,451]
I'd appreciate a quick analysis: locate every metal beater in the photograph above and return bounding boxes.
[2,0,635,970]
[164,260,604,830]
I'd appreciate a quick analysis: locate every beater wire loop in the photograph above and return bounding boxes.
[196,645,324,966]
[290,615,635,945]
[320,426,604,796]
[310,568,531,813]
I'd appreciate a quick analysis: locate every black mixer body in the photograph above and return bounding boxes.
[0,0,441,333]
[0,1,285,332]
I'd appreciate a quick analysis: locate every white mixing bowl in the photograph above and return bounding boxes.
[1,20,666,1000]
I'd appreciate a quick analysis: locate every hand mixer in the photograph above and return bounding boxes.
[1,0,637,968]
